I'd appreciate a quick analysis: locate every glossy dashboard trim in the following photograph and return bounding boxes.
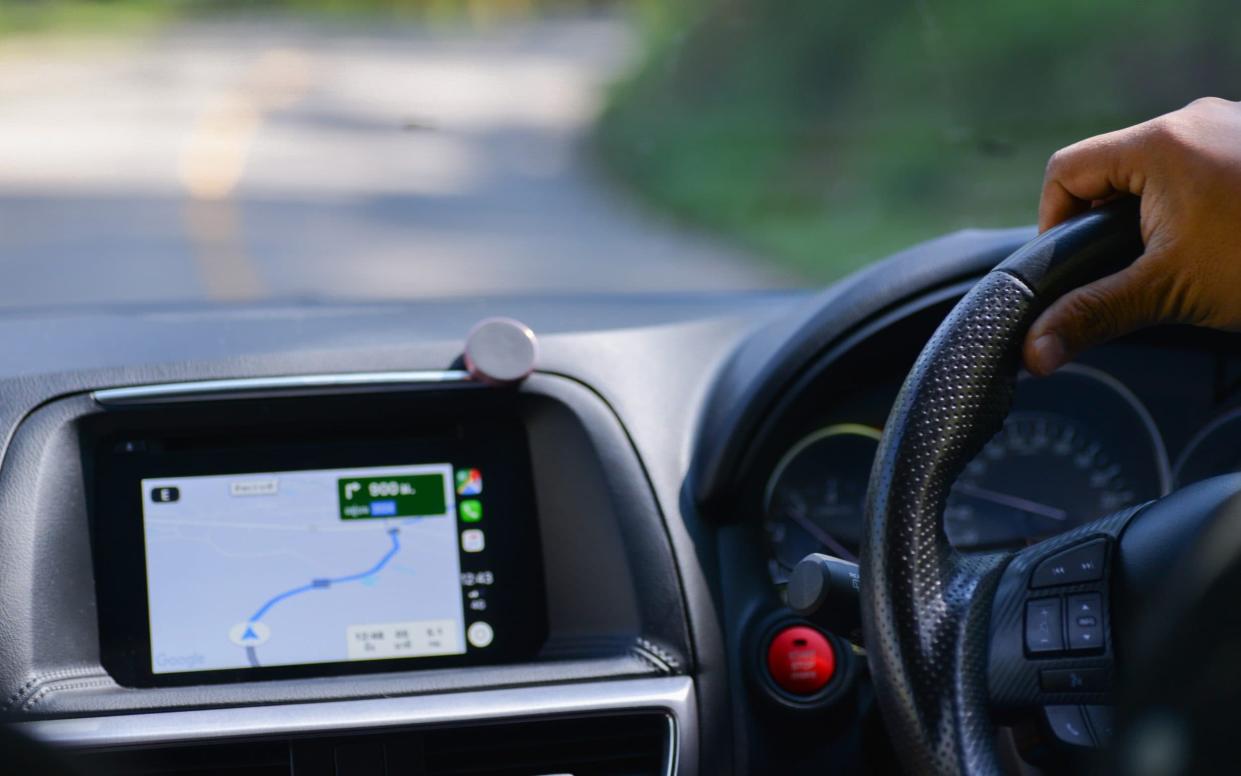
[92,370,472,404]
[21,676,695,772]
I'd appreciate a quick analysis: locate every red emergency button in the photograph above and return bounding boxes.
[766,625,836,695]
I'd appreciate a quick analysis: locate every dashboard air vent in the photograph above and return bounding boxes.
[73,712,671,776]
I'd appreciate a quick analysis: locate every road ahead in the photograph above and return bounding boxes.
[0,14,786,308]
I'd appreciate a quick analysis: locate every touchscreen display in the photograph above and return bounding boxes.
[89,402,546,687]
[142,463,480,674]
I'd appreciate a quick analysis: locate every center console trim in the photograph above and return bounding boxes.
[93,370,472,405]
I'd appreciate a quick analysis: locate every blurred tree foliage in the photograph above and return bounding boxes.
[597,0,1241,280]
[0,0,604,37]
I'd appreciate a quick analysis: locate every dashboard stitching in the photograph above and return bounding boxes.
[633,638,681,672]
[11,675,115,710]
[628,650,668,674]
[4,669,110,712]
[16,677,116,712]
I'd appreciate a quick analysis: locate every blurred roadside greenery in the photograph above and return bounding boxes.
[596,0,1241,281]
[0,0,598,38]
[0,0,176,37]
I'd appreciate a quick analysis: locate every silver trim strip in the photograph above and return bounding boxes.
[92,370,472,404]
[19,676,696,774]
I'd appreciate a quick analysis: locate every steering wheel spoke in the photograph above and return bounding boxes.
[987,507,1141,752]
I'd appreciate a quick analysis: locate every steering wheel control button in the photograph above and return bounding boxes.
[1067,593,1105,651]
[1030,539,1107,588]
[1025,598,1064,653]
[1040,668,1110,693]
[766,625,836,695]
[1045,706,1095,747]
[1044,706,1095,747]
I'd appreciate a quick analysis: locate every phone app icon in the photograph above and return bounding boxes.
[459,499,483,523]
[461,529,485,553]
[456,468,483,496]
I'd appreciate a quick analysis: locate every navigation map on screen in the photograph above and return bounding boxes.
[141,463,466,674]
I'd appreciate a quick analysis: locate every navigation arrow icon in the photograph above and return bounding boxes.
[229,620,271,647]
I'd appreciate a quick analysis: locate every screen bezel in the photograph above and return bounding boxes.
[88,394,547,687]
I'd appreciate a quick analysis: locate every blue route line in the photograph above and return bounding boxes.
[246,527,401,624]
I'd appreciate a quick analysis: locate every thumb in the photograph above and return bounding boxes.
[1022,255,1166,376]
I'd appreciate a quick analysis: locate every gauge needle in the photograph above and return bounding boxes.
[953,483,1068,522]
[786,510,858,563]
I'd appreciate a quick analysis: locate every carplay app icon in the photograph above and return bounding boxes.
[460,499,483,523]
[461,529,485,553]
[456,468,483,496]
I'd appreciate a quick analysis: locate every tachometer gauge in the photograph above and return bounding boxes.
[763,424,880,582]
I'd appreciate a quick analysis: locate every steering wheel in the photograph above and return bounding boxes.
[861,198,1241,775]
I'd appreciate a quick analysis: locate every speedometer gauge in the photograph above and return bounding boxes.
[943,365,1168,550]
[763,424,879,581]
[945,412,1140,550]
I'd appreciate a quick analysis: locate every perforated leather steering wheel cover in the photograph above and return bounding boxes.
[860,200,1144,776]
[862,271,1035,775]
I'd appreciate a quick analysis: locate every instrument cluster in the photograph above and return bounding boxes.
[764,361,1240,585]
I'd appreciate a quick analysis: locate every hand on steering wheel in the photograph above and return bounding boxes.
[862,97,1241,775]
[1025,97,1241,376]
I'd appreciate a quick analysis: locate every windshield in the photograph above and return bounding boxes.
[0,1,1232,306]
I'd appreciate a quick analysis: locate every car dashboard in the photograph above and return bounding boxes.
[2,228,1240,775]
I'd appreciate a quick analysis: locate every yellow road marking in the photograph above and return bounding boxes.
[179,48,313,299]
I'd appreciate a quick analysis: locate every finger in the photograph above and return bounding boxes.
[1038,128,1146,232]
[1039,178,1097,233]
[1022,254,1165,376]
